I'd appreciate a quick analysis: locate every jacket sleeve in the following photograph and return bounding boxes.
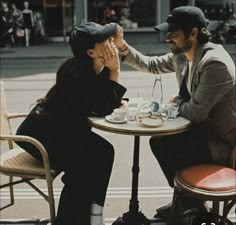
[71,75,127,116]
[178,59,235,123]
[122,45,175,74]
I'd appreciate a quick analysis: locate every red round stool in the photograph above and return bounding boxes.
[169,148,236,225]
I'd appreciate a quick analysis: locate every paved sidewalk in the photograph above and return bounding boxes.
[0,42,235,61]
[0,43,71,59]
[0,42,170,60]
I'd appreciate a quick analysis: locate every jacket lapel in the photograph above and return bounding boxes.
[189,43,205,92]
[180,60,188,85]
[178,58,191,100]
[178,43,206,99]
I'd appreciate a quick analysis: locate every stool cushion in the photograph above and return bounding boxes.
[178,164,236,191]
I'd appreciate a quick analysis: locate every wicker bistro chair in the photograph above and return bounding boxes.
[0,81,60,225]
[169,146,236,225]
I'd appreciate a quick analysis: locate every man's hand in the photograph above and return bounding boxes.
[113,24,127,51]
[169,96,178,103]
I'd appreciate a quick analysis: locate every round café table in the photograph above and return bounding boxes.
[89,116,191,225]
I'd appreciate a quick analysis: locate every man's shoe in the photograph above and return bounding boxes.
[153,202,172,219]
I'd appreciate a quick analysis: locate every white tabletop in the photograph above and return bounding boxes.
[89,116,191,136]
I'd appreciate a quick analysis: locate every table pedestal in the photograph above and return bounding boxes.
[112,210,150,225]
[89,115,191,225]
[112,136,150,225]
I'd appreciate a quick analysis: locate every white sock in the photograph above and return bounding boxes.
[90,202,103,225]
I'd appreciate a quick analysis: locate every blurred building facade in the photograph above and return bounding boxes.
[8,0,236,44]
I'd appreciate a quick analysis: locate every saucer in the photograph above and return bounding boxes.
[141,117,164,127]
[105,115,127,124]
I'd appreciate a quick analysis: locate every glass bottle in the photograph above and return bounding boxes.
[150,75,163,113]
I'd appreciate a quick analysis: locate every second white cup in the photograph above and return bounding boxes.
[127,107,139,121]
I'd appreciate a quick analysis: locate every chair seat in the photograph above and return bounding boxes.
[177,164,236,192]
[0,148,58,178]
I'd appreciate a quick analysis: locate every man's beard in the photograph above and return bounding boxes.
[169,39,192,54]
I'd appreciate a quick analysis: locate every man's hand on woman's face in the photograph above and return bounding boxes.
[113,24,126,49]
[102,39,120,71]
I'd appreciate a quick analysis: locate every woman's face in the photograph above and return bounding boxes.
[89,37,116,62]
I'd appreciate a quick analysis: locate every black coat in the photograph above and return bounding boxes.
[16,57,126,169]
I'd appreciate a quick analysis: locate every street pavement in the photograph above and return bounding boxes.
[0,42,170,60]
[0,42,235,224]
[0,42,235,60]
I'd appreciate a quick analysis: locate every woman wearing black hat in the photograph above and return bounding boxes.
[15,22,126,225]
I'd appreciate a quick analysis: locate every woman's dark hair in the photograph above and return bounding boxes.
[69,29,96,57]
[37,56,94,106]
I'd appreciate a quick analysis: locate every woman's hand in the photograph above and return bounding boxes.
[119,99,128,109]
[102,40,120,72]
[102,39,120,82]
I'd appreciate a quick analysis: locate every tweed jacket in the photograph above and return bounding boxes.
[123,42,236,165]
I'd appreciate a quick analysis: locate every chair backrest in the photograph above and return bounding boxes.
[0,81,12,137]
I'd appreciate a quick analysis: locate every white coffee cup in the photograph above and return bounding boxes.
[111,108,127,121]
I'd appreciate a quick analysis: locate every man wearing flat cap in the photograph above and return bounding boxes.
[114,5,235,219]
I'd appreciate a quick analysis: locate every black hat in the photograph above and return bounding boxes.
[69,22,117,56]
[155,6,208,32]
